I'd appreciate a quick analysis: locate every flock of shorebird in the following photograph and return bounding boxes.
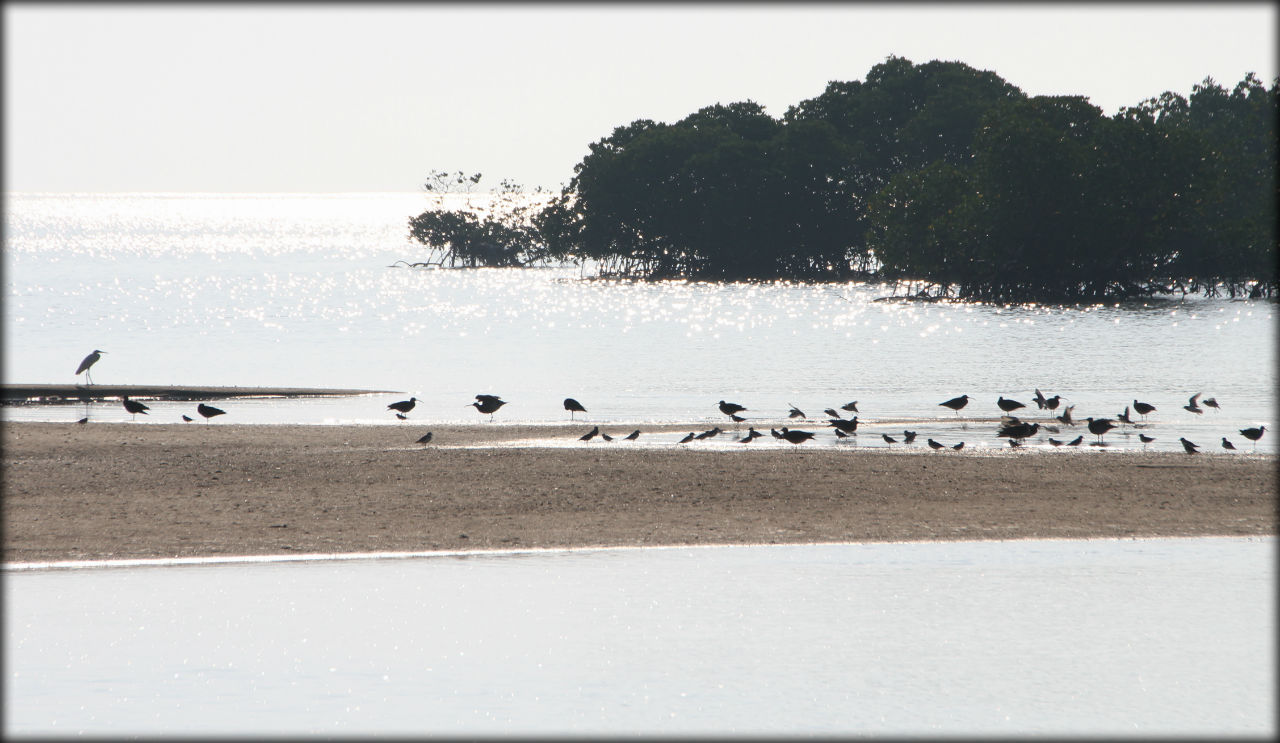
[75,349,1267,452]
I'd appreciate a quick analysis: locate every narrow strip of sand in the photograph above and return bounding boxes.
[3,422,1274,564]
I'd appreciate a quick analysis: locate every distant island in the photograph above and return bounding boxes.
[407,57,1277,303]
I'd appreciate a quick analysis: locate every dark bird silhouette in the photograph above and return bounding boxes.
[996,396,1026,413]
[998,421,1040,441]
[197,403,226,423]
[730,413,746,423]
[927,438,945,450]
[1007,439,1022,448]
[952,442,964,450]
[77,417,89,425]
[75,350,106,385]
[778,427,815,445]
[834,429,852,440]
[623,430,641,441]
[182,415,193,423]
[388,397,418,416]
[1132,399,1156,421]
[1221,437,1236,451]
[1065,435,1084,446]
[882,433,897,444]
[1116,407,1133,426]
[1240,426,1266,450]
[695,426,723,440]
[600,432,613,442]
[563,398,587,420]
[1138,434,1156,448]
[470,394,507,420]
[840,401,859,413]
[823,408,841,419]
[1048,438,1064,447]
[416,432,434,444]
[122,396,149,419]
[1032,388,1049,409]
[787,403,806,419]
[939,395,969,414]
[1044,395,1062,411]
[1203,397,1220,411]
[1184,392,1204,415]
[1056,405,1076,426]
[769,428,783,439]
[827,417,858,434]
[677,432,696,444]
[717,400,746,419]
[902,430,918,444]
[1086,417,1116,443]
[1180,437,1199,454]
[395,413,407,420]
[739,427,764,443]
[579,426,599,441]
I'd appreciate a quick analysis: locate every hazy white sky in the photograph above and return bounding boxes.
[4,3,1276,193]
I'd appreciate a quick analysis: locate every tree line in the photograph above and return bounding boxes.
[409,57,1277,302]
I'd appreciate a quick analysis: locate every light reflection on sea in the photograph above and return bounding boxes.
[4,538,1274,736]
[4,192,1276,455]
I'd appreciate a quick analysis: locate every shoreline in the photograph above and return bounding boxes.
[4,421,1275,564]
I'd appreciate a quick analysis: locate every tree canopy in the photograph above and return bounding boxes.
[409,58,1277,301]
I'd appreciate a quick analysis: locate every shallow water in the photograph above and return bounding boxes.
[3,193,1275,454]
[4,538,1274,736]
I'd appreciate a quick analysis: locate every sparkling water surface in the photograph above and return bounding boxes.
[4,193,1275,454]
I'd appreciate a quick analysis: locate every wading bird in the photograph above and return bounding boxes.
[1116,407,1133,426]
[778,427,815,445]
[197,403,226,423]
[882,433,897,444]
[823,408,841,419]
[1043,395,1062,411]
[677,432,696,444]
[182,415,193,423]
[939,395,969,414]
[1138,434,1155,448]
[840,401,859,413]
[827,417,858,435]
[1056,405,1076,426]
[470,394,507,420]
[786,403,806,419]
[1132,399,1156,421]
[997,396,1026,413]
[1032,389,1048,409]
[416,432,434,444]
[75,350,106,385]
[579,426,599,441]
[952,442,965,450]
[927,438,945,450]
[717,400,746,419]
[1048,438,1064,447]
[623,430,641,441]
[600,432,613,442]
[388,397,417,416]
[998,421,1040,442]
[1065,435,1083,446]
[1183,392,1204,415]
[1203,397,1220,411]
[1180,437,1200,454]
[1086,417,1117,444]
[902,430,918,444]
[739,427,764,443]
[1221,437,1236,451]
[122,396,149,420]
[695,426,723,440]
[563,398,587,420]
[1239,426,1266,450]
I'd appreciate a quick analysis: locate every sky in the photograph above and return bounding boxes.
[4,3,1276,193]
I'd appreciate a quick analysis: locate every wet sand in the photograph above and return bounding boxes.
[3,421,1275,564]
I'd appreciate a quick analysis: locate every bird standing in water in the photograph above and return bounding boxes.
[388,397,417,417]
[1239,426,1266,451]
[997,396,1026,413]
[717,400,746,420]
[786,403,806,419]
[1086,417,1117,444]
[939,395,969,415]
[1180,437,1200,454]
[579,426,599,441]
[1138,434,1155,448]
[122,396,149,420]
[778,427,815,445]
[623,430,641,441]
[75,350,106,385]
[470,394,507,421]
[1132,399,1156,421]
[902,430,918,444]
[196,403,226,423]
[1221,438,1236,451]
[563,398,587,421]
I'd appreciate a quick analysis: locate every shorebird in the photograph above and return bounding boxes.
[951,442,964,450]
[1221,437,1236,451]
[196,403,226,423]
[882,433,897,444]
[717,400,746,419]
[786,403,806,419]
[122,396,149,420]
[927,438,945,450]
[395,413,407,420]
[416,432,434,444]
[1239,426,1266,450]
[1086,417,1117,443]
[1203,397,1220,411]
[998,421,1040,442]
[579,425,600,441]
[563,398,587,420]
[902,430,917,444]
[996,396,1026,413]
[1138,434,1155,448]
[1065,435,1083,446]
[1183,392,1204,414]
[75,350,106,385]
[600,432,614,442]
[1056,405,1076,426]
[840,401,859,413]
[695,426,723,440]
[1007,439,1022,448]
[1116,407,1133,426]
[1033,388,1049,409]
[1180,437,1200,454]
[470,394,507,420]
[182,415,194,423]
[77,416,89,425]
[388,397,417,416]
[770,428,783,439]
[823,408,841,419]
[834,429,852,440]
[1132,399,1156,421]
[623,430,641,441]
[730,413,746,423]
[1048,438,1064,447]
[939,394,969,414]
[778,427,815,445]
[1044,395,1062,411]
[677,432,696,444]
[739,427,764,443]
[827,417,858,434]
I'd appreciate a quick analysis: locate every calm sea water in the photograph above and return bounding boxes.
[5,192,1274,453]
[3,192,1275,453]
[5,538,1274,736]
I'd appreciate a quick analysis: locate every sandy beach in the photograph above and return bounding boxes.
[3,421,1275,564]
